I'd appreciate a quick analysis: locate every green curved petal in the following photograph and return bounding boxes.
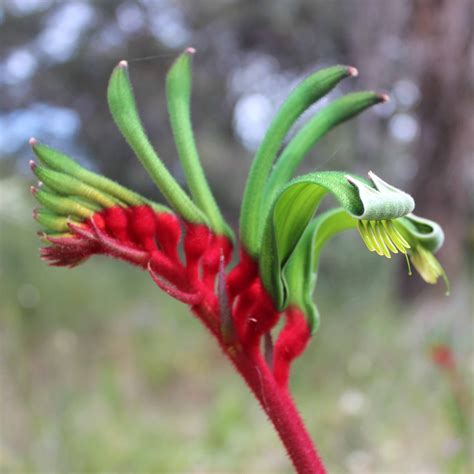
[395,213,445,253]
[260,171,414,309]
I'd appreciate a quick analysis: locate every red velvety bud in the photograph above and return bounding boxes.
[245,288,279,350]
[202,235,233,289]
[155,212,181,260]
[233,278,279,349]
[273,306,311,387]
[103,207,131,244]
[184,223,211,280]
[91,212,106,230]
[232,278,258,339]
[184,223,210,259]
[129,205,158,252]
[226,249,258,300]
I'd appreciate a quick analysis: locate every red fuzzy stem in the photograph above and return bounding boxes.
[240,353,325,474]
[192,301,326,474]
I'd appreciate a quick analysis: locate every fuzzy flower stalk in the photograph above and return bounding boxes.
[30,48,448,473]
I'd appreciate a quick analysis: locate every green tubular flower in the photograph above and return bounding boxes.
[107,60,209,225]
[31,140,159,209]
[259,170,415,310]
[166,48,233,240]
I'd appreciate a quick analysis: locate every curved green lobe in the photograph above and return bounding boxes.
[395,213,444,253]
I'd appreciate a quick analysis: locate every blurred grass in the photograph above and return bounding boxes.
[1,177,472,473]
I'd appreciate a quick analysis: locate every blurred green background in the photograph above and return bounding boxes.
[0,1,472,472]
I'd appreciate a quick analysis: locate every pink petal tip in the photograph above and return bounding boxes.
[347,66,358,77]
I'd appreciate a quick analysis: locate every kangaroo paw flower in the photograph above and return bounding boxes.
[30,50,448,474]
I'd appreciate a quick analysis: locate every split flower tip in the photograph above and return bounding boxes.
[30,185,37,197]
[378,93,390,103]
[29,160,37,172]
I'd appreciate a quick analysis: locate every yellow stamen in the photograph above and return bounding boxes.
[367,221,384,256]
[380,220,398,253]
[372,221,391,258]
[357,220,375,252]
[383,220,410,254]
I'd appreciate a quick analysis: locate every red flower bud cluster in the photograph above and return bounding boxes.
[40,204,310,388]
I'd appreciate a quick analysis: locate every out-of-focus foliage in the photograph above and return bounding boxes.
[1,0,472,472]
